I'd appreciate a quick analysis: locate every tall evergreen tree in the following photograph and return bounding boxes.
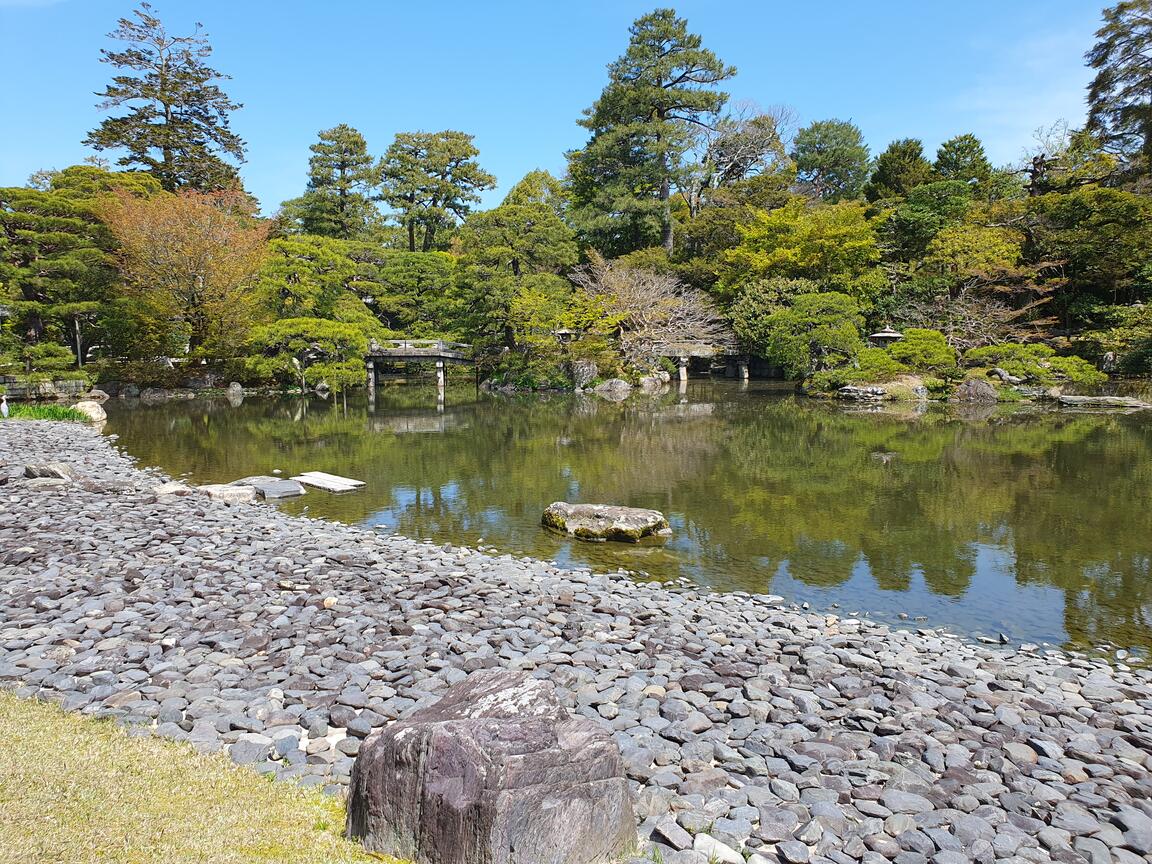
[864,139,934,201]
[503,169,568,219]
[934,133,993,190]
[378,131,495,253]
[1087,0,1152,168]
[792,119,872,202]
[84,3,245,192]
[567,8,735,256]
[456,202,579,351]
[282,125,378,239]
[0,187,116,363]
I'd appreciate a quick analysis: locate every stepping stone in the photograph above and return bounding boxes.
[230,476,306,499]
[197,484,257,504]
[290,471,365,492]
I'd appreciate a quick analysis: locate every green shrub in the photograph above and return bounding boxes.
[887,328,959,376]
[1086,302,1152,374]
[856,347,911,381]
[963,342,1106,386]
[0,343,90,386]
[732,290,865,379]
[807,347,909,391]
[922,376,952,397]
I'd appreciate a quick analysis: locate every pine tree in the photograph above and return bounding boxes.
[568,8,735,256]
[1087,0,1152,165]
[378,131,495,253]
[84,3,245,192]
[864,139,934,202]
[283,125,379,239]
[0,187,116,363]
[792,119,872,202]
[934,134,993,190]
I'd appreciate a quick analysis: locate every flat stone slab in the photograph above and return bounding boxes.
[230,476,306,499]
[542,501,671,542]
[197,483,257,504]
[153,481,193,496]
[290,471,365,492]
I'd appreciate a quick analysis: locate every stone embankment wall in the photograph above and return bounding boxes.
[1,422,1150,864]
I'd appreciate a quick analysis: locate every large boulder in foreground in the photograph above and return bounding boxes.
[346,670,635,864]
[542,501,671,543]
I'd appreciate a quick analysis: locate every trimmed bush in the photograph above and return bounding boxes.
[888,328,959,376]
[963,342,1106,386]
[808,347,910,391]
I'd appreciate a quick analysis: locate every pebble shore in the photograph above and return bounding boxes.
[2,421,1151,864]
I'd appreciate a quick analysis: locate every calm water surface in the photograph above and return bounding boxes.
[102,383,1152,658]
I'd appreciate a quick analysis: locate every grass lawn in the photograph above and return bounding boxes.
[0,692,395,864]
[3,403,90,422]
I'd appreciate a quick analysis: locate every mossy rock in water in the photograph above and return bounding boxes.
[951,377,999,403]
[542,502,671,543]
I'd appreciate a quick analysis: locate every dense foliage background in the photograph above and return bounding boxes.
[3,2,1151,393]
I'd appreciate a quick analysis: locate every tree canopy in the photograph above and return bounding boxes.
[568,8,735,256]
[281,125,379,240]
[84,3,245,193]
[379,130,495,253]
[864,139,934,202]
[792,119,872,202]
[1087,0,1152,165]
[3,1,1151,392]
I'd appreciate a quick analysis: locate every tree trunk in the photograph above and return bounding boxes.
[656,109,673,255]
[661,175,673,254]
[73,319,83,368]
[407,220,416,253]
[161,95,175,191]
[422,222,436,253]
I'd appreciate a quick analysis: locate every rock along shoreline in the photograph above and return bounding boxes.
[2,421,1151,864]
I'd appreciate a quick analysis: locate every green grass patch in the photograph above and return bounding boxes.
[4,403,91,422]
[0,691,396,864]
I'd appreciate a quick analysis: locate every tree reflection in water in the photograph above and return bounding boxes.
[104,383,1152,657]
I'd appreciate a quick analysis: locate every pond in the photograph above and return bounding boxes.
[102,382,1152,658]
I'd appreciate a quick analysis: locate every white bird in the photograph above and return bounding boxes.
[0,395,8,418]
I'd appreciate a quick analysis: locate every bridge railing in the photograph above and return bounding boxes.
[369,340,473,354]
[650,339,740,358]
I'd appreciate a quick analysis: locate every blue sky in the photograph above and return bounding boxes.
[0,0,1104,213]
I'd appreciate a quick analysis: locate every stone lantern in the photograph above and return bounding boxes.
[868,326,904,348]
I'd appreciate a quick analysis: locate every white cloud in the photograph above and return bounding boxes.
[952,27,1094,167]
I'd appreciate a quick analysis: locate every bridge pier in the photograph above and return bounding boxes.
[365,339,473,393]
